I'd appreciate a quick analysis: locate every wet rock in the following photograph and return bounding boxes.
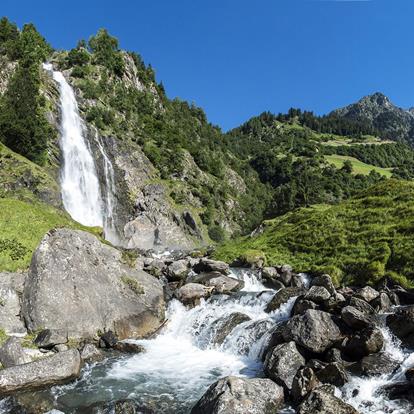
[283,310,342,354]
[291,367,320,403]
[386,306,414,345]
[0,349,81,396]
[298,386,359,414]
[0,272,27,335]
[342,327,384,360]
[292,298,318,316]
[324,348,344,364]
[341,306,373,330]
[114,399,154,414]
[292,274,307,289]
[193,259,230,275]
[349,296,376,316]
[166,260,190,281]
[210,313,251,345]
[264,341,305,390]
[316,362,349,387]
[380,381,414,402]
[191,376,284,414]
[99,330,118,348]
[322,293,346,314]
[113,341,145,354]
[80,343,103,362]
[279,265,293,286]
[176,283,212,306]
[355,286,379,303]
[205,275,244,294]
[265,279,286,291]
[265,287,305,313]
[304,286,331,304]
[22,229,165,340]
[306,359,328,371]
[351,353,399,376]
[406,367,414,384]
[371,292,392,312]
[0,337,31,368]
[34,329,68,349]
[262,267,278,280]
[311,274,336,296]
[263,321,288,357]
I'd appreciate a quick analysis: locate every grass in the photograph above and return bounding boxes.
[325,155,393,178]
[214,180,414,288]
[121,275,145,295]
[0,198,102,272]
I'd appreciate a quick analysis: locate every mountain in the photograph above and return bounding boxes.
[332,92,414,144]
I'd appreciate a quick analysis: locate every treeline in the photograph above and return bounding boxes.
[0,17,53,165]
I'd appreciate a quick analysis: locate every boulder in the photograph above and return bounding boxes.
[176,283,212,306]
[0,349,81,395]
[54,344,69,353]
[80,343,103,362]
[279,265,293,286]
[99,330,118,348]
[210,313,251,345]
[291,367,320,403]
[406,367,414,384]
[0,272,27,335]
[22,229,165,340]
[298,386,359,414]
[261,267,278,280]
[311,274,336,296]
[371,292,392,313]
[342,327,384,360]
[386,306,414,344]
[205,275,244,294]
[283,310,342,354]
[304,286,331,304]
[34,329,68,349]
[166,260,190,281]
[316,362,349,387]
[191,376,284,414]
[349,296,376,316]
[113,341,145,354]
[193,259,230,275]
[266,287,305,313]
[351,353,399,376]
[292,298,318,316]
[0,337,31,368]
[355,286,379,303]
[341,306,373,330]
[264,341,305,390]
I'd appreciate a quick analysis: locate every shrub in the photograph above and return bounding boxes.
[208,225,225,243]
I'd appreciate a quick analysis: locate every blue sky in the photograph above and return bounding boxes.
[2,0,412,130]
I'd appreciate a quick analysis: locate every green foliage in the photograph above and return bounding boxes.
[17,23,52,65]
[0,17,19,59]
[208,225,225,242]
[215,180,414,287]
[0,329,7,346]
[121,276,145,295]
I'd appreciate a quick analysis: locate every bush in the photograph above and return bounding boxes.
[208,225,225,243]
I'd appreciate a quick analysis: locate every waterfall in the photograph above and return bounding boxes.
[43,64,118,242]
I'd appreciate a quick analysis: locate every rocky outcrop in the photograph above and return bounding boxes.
[0,337,32,368]
[190,376,284,414]
[22,229,165,340]
[0,349,81,396]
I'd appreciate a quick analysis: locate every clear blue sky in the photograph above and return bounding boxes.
[2,0,412,130]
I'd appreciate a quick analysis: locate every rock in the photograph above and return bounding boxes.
[316,362,349,387]
[380,381,414,402]
[307,359,328,371]
[292,298,318,316]
[176,283,212,306]
[341,306,373,330]
[205,275,244,294]
[99,330,118,348]
[34,329,68,349]
[167,260,190,281]
[386,306,414,344]
[210,313,251,345]
[190,376,284,414]
[279,265,293,286]
[342,327,384,360]
[311,274,336,296]
[292,274,307,289]
[291,367,320,403]
[283,310,342,354]
[80,343,102,362]
[265,287,305,313]
[355,286,380,303]
[406,367,414,384]
[22,229,165,340]
[263,321,288,357]
[0,272,27,335]
[261,267,278,280]
[349,296,376,316]
[113,341,145,354]
[54,344,69,353]
[371,292,392,312]
[0,349,81,395]
[265,279,286,291]
[325,348,344,364]
[193,259,230,275]
[351,353,399,376]
[322,293,347,314]
[144,259,166,278]
[264,341,305,390]
[298,386,359,414]
[304,286,331,303]
[0,337,31,368]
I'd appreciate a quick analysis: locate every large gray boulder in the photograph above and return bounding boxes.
[264,341,305,390]
[266,287,304,313]
[283,310,342,354]
[22,229,165,340]
[291,367,320,403]
[0,349,81,396]
[190,376,284,414]
[0,337,32,368]
[386,306,414,345]
[0,272,27,335]
[210,313,251,345]
[310,274,336,296]
[176,283,212,306]
[342,327,384,360]
[193,258,230,275]
[341,306,372,330]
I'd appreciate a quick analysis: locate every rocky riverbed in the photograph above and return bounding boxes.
[1,229,414,413]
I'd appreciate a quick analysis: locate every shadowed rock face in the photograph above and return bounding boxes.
[22,228,165,340]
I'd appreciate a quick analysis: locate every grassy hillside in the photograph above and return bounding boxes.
[0,198,100,272]
[215,180,414,288]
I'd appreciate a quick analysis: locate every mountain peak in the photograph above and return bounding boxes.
[358,92,392,108]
